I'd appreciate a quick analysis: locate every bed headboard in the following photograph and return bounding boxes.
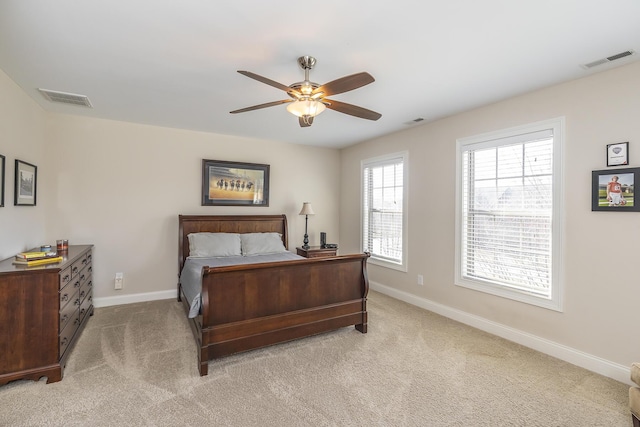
[178,214,289,270]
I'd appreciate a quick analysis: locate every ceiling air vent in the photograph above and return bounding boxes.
[581,50,635,69]
[405,117,424,125]
[38,89,93,108]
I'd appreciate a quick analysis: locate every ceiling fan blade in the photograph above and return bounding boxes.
[237,71,301,97]
[298,116,313,127]
[313,72,375,97]
[324,99,382,121]
[230,99,292,114]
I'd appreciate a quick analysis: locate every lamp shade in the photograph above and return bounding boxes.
[299,202,315,216]
[286,100,326,118]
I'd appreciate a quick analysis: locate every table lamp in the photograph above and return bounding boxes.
[298,202,315,249]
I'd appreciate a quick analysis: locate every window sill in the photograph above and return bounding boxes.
[369,257,407,272]
[455,277,562,312]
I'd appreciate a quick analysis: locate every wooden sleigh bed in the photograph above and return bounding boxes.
[177,214,370,376]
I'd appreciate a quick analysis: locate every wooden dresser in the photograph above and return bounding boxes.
[0,244,94,385]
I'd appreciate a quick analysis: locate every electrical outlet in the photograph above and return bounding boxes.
[417,274,424,286]
[115,272,124,290]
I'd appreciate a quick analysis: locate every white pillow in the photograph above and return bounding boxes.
[240,232,287,256]
[188,233,242,257]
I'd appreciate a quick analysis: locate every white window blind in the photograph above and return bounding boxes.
[456,118,564,310]
[362,153,407,269]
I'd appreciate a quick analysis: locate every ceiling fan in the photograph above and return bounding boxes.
[230,56,382,127]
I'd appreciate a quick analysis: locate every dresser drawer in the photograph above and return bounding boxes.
[59,296,78,331]
[59,287,78,309]
[71,253,88,278]
[80,274,92,300]
[78,262,91,286]
[79,293,93,323]
[59,266,73,289]
[59,313,79,357]
[61,274,82,296]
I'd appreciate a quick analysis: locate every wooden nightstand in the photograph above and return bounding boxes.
[296,246,338,258]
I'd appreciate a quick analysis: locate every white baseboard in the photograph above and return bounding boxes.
[369,280,632,386]
[93,289,177,308]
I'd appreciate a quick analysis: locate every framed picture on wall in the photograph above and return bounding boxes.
[0,154,5,207]
[14,159,37,206]
[201,159,270,206]
[591,167,640,212]
[606,141,629,166]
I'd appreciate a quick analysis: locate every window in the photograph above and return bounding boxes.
[455,118,564,310]
[362,152,408,271]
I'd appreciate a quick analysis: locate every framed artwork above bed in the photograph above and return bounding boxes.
[202,159,270,206]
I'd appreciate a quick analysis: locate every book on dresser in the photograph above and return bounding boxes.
[15,250,60,260]
[13,255,64,267]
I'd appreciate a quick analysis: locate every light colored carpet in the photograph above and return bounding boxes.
[0,291,630,426]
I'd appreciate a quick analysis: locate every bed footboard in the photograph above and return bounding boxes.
[182,253,369,376]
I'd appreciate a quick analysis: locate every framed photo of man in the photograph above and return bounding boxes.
[591,167,639,212]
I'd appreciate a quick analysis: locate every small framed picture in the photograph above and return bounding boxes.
[14,159,37,206]
[202,159,269,206]
[591,167,640,212]
[0,154,5,207]
[606,142,629,167]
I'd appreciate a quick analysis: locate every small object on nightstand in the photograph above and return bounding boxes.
[297,246,338,258]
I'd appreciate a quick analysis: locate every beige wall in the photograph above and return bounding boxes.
[42,114,340,301]
[0,70,47,259]
[340,61,640,369]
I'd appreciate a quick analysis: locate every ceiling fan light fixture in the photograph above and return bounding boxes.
[286,99,326,118]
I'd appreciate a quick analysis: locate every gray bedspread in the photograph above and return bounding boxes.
[180,252,304,318]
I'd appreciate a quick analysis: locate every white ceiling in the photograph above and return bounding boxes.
[1,1,639,149]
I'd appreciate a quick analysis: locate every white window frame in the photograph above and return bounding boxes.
[454,118,564,311]
[361,151,408,272]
